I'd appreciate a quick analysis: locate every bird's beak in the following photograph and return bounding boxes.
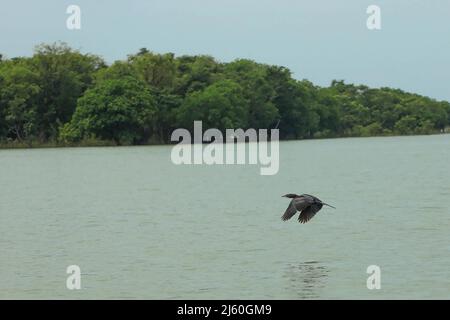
[323,203,336,209]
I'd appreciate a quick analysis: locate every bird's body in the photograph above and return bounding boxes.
[281,193,335,223]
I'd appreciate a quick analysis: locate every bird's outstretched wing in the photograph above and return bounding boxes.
[281,200,297,221]
[298,203,322,224]
[292,196,313,212]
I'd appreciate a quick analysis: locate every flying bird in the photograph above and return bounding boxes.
[281,194,335,223]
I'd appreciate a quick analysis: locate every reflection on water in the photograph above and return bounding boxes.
[284,261,329,299]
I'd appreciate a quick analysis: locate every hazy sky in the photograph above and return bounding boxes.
[1,0,449,101]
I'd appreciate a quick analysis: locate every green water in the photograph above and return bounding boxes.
[1,134,449,299]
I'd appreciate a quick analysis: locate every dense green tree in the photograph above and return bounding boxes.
[152,92,183,143]
[176,79,248,132]
[444,102,450,127]
[61,77,157,145]
[0,68,6,139]
[224,59,279,129]
[0,62,40,141]
[174,55,223,96]
[394,115,419,134]
[130,51,177,90]
[94,61,136,83]
[129,50,182,143]
[31,43,105,140]
[266,66,320,139]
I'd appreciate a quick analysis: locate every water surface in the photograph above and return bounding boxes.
[1,134,449,299]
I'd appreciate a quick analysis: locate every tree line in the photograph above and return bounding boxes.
[0,43,449,147]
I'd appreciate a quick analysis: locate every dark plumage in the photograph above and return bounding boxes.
[281,194,335,224]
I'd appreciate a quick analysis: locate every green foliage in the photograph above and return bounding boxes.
[0,61,40,142]
[31,43,105,140]
[176,79,248,132]
[317,81,450,137]
[270,70,320,139]
[60,77,157,145]
[394,115,418,135]
[0,43,449,147]
[130,51,177,90]
[94,61,135,83]
[0,42,105,144]
[174,55,223,96]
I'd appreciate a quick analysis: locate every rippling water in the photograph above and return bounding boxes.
[1,134,449,299]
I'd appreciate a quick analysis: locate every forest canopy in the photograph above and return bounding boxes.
[0,43,449,147]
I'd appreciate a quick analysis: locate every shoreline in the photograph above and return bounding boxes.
[1,131,448,150]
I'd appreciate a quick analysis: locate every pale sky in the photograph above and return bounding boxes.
[1,0,449,101]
